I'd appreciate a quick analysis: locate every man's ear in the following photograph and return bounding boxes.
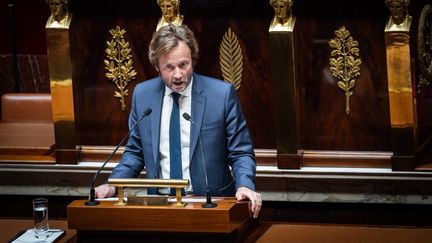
[154,65,160,72]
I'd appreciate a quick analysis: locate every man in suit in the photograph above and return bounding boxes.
[95,24,261,218]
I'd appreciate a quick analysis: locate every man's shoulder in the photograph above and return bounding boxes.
[134,77,162,91]
[194,73,232,89]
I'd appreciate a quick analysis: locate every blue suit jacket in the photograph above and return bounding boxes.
[110,73,256,196]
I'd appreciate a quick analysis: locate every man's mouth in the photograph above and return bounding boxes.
[171,81,185,91]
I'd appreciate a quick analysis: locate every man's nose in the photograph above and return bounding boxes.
[173,67,182,79]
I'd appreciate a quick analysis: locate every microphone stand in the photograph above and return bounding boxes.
[203,189,217,208]
[85,108,152,206]
[182,113,217,208]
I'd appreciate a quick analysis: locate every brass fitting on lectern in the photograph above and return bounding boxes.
[108,178,189,206]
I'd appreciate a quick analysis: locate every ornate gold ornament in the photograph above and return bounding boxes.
[156,0,184,31]
[45,0,72,28]
[417,4,432,92]
[219,27,243,90]
[329,26,362,115]
[104,26,137,111]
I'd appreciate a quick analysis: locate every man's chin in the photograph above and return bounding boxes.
[171,87,184,92]
[171,83,188,92]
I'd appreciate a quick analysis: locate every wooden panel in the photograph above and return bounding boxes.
[255,223,432,243]
[67,198,251,233]
[295,0,392,151]
[412,2,432,168]
[70,1,157,146]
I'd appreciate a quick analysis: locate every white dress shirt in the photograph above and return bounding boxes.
[158,79,193,194]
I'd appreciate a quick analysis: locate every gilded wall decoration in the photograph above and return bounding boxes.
[385,0,412,32]
[104,26,137,111]
[269,0,296,32]
[219,27,243,90]
[417,4,432,92]
[45,0,72,28]
[156,0,184,31]
[329,26,362,115]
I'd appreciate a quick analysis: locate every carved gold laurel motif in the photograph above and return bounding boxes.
[104,26,137,111]
[219,27,243,90]
[329,26,362,115]
[417,4,432,93]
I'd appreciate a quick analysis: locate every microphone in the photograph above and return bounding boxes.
[182,112,217,208]
[85,108,152,206]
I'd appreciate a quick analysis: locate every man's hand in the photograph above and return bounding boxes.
[235,186,262,219]
[95,184,116,198]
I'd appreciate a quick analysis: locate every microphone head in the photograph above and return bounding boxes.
[143,108,152,116]
[182,112,191,121]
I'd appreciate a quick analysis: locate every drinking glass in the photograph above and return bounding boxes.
[33,198,49,239]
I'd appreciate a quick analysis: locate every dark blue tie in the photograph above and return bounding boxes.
[170,92,183,195]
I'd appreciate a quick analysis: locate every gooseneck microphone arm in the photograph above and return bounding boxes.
[85,108,152,206]
[182,113,217,208]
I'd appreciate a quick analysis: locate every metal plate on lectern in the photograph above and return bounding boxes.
[127,195,168,206]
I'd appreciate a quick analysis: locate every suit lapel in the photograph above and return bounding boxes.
[190,74,206,161]
[151,79,165,166]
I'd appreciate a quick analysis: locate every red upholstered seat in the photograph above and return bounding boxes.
[0,93,55,162]
[1,93,53,123]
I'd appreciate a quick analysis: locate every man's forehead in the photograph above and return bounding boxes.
[161,57,191,65]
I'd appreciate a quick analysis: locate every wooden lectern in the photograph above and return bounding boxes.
[67,198,257,242]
